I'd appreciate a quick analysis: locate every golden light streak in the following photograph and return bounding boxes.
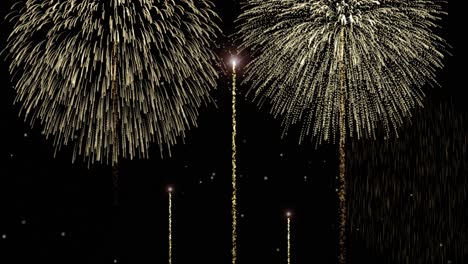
[286,211,292,264]
[338,27,347,264]
[168,186,173,264]
[231,58,238,264]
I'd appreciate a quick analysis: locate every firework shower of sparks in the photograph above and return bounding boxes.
[237,1,448,263]
[4,0,220,166]
[237,0,448,142]
[348,100,467,263]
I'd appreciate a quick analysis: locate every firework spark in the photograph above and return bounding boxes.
[237,1,448,263]
[5,0,220,166]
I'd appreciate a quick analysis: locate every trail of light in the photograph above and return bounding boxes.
[338,28,347,264]
[287,213,291,264]
[168,189,173,264]
[231,64,238,264]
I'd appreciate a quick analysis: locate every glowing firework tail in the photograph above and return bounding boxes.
[286,211,292,264]
[168,187,173,264]
[231,58,238,264]
[338,28,347,264]
[5,0,220,166]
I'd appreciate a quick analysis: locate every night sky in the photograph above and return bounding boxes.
[0,1,465,264]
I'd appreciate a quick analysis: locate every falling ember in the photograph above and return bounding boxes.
[168,186,173,264]
[348,101,468,264]
[231,56,238,264]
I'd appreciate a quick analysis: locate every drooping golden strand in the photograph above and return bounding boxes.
[5,0,220,166]
[231,58,238,264]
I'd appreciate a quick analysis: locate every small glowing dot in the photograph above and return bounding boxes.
[286,211,292,217]
[439,243,443,247]
[24,133,28,137]
[279,153,284,157]
[21,220,26,225]
[410,193,413,197]
[199,180,203,184]
[210,176,215,180]
[1,234,6,239]
[356,228,360,231]
[276,248,280,252]
[10,154,14,158]
[335,188,339,192]
[211,172,216,176]
[240,214,245,218]
[167,186,173,193]
[264,176,268,181]
[304,176,308,181]
[113,259,118,263]
[242,139,247,144]
[323,160,326,163]
[60,232,66,237]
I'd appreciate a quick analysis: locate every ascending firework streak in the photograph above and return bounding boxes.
[286,211,292,264]
[167,186,173,264]
[337,28,347,263]
[237,1,448,263]
[231,57,238,264]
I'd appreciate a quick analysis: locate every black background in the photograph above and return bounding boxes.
[0,1,464,264]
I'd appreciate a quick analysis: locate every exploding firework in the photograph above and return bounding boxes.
[237,1,448,263]
[5,0,220,165]
[237,0,447,142]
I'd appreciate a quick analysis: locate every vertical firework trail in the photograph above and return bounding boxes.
[231,59,238,264]
[168,187,173,264]
[338,28,347,264]
[286,212,292,264]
